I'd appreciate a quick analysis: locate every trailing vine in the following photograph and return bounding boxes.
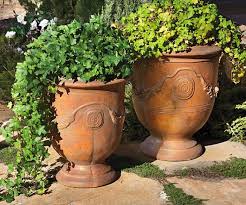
[0,16,133,202]
[121,0,246,83]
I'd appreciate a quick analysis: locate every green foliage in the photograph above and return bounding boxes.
[164,183,203,205]
[18,0,52,13]
[195,84,246,142]
[0,147,17,165]
[19,0,105,23]
[121,0,246,83]
[209,158,246,179]
[0,35,24,102]
[174,166,224,179]
[175,158,246,179]
[124,161,203,204]
[0,19,20,36]
[123,84,149,142]
[124,163,165,180]
[101,0,149,25]
[226,102,246,142]
[181,75,246,146]
[0,71,15,102]
[0,16,133,202]
[0,36,23,73]
[73,0,105,23]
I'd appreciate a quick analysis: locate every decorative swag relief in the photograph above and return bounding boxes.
[133,68,219,100]
[56,103,124,131]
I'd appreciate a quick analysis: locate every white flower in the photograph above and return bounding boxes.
[16,47,24,54]
[5,31,16,39]
[53,17,58,22]
[17,14,27,25]
[160,191,169,201]
[36,2,42,8]
[30,20,38,31]
[39,19,49,31]
[50,17,58,25]
[49,20,55,25]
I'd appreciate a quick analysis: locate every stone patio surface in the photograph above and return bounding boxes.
[0,172,166,205]
[168,177,246,205]
[1,140,246,205]
[116,141,246,174]
[0,1,26,20]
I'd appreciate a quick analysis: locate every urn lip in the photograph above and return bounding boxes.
[161,45,222,58]
[57,79,126,89]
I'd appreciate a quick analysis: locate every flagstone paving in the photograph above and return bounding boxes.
[116,141,246,174]
[167,177,246,205]
[1,141,246,205]
[0,172,166,205]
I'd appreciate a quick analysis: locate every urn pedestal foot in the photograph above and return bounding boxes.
[56,163,119,188]
[140,136,203,161]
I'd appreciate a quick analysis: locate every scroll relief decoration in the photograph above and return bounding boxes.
[56,103,124,130]
[133,68,219,99]
[86,110,104,129]
[173,77,195,100]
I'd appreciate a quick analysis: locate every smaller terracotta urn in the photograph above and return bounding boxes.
[132,46,222,161]
[52,79,125,187]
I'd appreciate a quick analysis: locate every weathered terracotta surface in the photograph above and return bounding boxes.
[132,46,222,161]
[53,79,125,187]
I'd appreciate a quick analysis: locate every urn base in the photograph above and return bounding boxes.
[140,136,204,161]
[56,163,119,188]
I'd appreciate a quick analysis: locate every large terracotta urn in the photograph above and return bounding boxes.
[132,46,222,161]
[52,79,125,187]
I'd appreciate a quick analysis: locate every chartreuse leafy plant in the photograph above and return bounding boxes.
[0,16,133,202]
[226,102,246,142]
[101,0,152,142]
[174,157,246,179]
[121,0,246,83]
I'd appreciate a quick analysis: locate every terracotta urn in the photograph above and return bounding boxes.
[52,79,125,187]
[132,46,222,161]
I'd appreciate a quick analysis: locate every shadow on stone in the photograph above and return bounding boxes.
[198,135,230,147]
[107,154,153,171]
